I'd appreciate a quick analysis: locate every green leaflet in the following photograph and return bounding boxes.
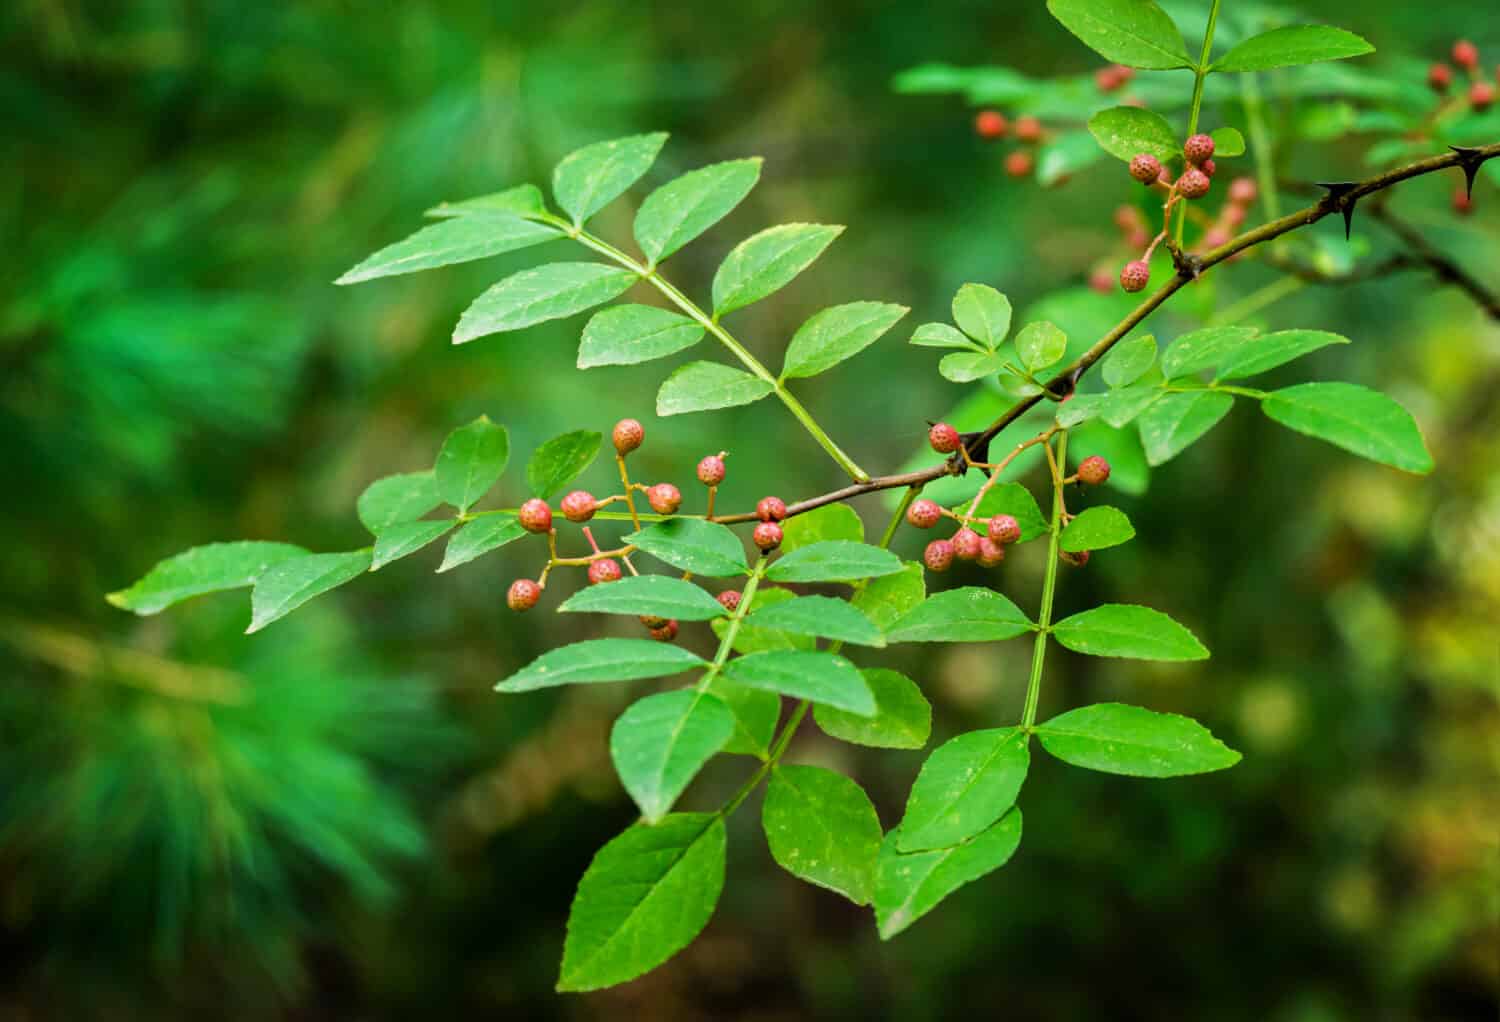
[577,304,704,368]
[1035,702,1241,776]
[1088,106,1179,163]
[1213,329,1347,381]
[656,361,775,416]
[1261,382,1433,473]
[896,727,1029,851]
[1046,0,1192,70]
[247,549,372,633]
[611,691,735,822]
[1210,126,1246,158]
[435,416,509,513]
[850,562,926,631]
[634,158,762,264]
[951,283,1011,350]
[526,429,601,500]
[745,595,885,647]
[875,810,1023,940]
[371,519,454,570]
[781,301,908,379]
[453,263,638,344]
[1058,506,1135,552]
[814,668,932,750]
[438,516,527,573]
[763,765,883,905]
[1137,390,1234,465]
[721,650,875,715]
[887,588,1035,643]
[426,183,546,219]
[765,540,902,583]
[909,322,978,350]
[357,471,444,533]
[710,586,814,654]
[496,638,707,692]
[781,503,864,552]
[335,214,559,284]
[711,223,843,316]
[1160,326,1258,378]
[1213,25,1374,73]
[706,678,781,757]
[938,349,1006,383]
[1015,320,1067,374]
[556,813,725,992]
[558,575,728,621]
[108,541,309,615]
[1037,130,1107,186]
[1051,603,1208,660]
[552,132,668,226]
[626,519,748,577]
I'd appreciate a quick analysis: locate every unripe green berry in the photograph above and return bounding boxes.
[612,418,644,455]
[717,590,742,613]
[518,498,553,534]
[649,619,680,642]
[560,490,597,522]
[987,514,1021,545]
[952,527,982,561]
[587,558,621,584]
[923,539,955,572]
[978,538,1006,567]
[1129,153,1161,184]
[756,496,787,522]
[647,483,681,515]
[1120,260,1151,293]
[929,422,961,454]
[907,498,942,529]
[1078,455,1111,486]
[753,521,783,551]
[1183,133,1215,165]
[507,578,541,611]
[696,454,726,486]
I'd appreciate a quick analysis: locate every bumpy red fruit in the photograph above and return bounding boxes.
[1177,168,1211,199]
[987,514,1021,545]
[1078,455,1111,485]
[907,498,942,529]
[1453,39,1479,70]
[717,590,742,613]
[975,109,1007,139]
[507,579,541,611]
[1428,62,1453,92]
[1200,158,1216,178]
[560,490,597,522]
[952,527,983,561]
[978,538,1006,568]
[924,539,955,572]
[1120,260,1151,293]
[1014,116,1042,142]
[756,496,787,522]
[518,498,553,534]
[696,454,726,486]
[1470,82,1495,111]
[1061,549,1091,567]
[587,558,622,585]
[647,483,682,515]
[928,422,961,454]
[1129,153,1162,184]
[753,522,783,551]
[640,614,668,629]
[612,418,644,455]
[1228,177,1257,204]
[1183,133,1215,165]
[1004,150,1034,178]
[650,619,680,642]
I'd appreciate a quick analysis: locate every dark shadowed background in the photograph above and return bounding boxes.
[2,1,1496,1019]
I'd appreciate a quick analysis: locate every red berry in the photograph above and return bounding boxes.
[1014,116,1042,143]
[1089,268,1115,294]
[978,538,1006,568]
[1120,260,1151,293]
[1200,158,1217,178]
[1061,549,1091,567]
[650,619,680,642]
[929,422,961,454]
[1178,168,1211,199]
[1184,133,1215,165]
[1454,185,1474,215]
[587,558,622,585]
[612,418,644,455]
[1469,81,1495,111]
[647,483,682,515]
[518,498,553,534]
[952,527,983,561]
[1095,65,1123,92]
[1453,39,1479,71]
[1429,62,1453,92]
[756,496,787,522]
[1126,228,1151,249]
[1129,153,1162,184]
[1229,177,1257,204]
[1004,150,1034,178]
[1115,65,1136,86]
[507,578,541,612]
[1222,204,1247,228]
[1113,204,1144,232]
[1201,228,1229,250]
[696,454,726,486]
[640,614,668,629]
[907,498,942,529]
[987,514,1021,545]
[1078,455,1111,485]
[753,522,783,551]
[717,589,742,613]
[560,490,597,522]
[923,539,955,572]
[974,109,1008,139]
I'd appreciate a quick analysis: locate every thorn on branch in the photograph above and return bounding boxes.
[1448,145,1489,200]
[1316,181,1361,240]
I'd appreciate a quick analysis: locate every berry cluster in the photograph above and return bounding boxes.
[973,64,1134,181]
[1426,39,1495,213]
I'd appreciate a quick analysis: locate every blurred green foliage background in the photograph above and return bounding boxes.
[2,1,1496,1018]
